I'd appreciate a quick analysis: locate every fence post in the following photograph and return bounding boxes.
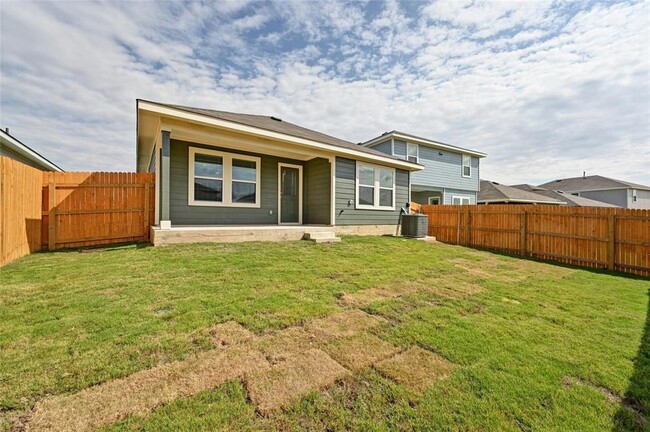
[465,206,471,246]
[608,214,615,271]
[520,211,527,255]
[48,182,56,250]
[456,206,461,245]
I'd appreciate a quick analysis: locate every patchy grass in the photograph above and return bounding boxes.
[0,236,648,431]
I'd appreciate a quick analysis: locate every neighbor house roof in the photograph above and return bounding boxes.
[510,184,619,207]
[0,128,63,171]
[539,175,650,192]
[137,100,422,171]
[478,180,564,204]
[360,130,487,158]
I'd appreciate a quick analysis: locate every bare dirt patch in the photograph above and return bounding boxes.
[244,349,350,414]
[27,346,269,432]
[323,333,400,371]
[376,346,458,394]
[209,321,255,348]
[304,309,385,340]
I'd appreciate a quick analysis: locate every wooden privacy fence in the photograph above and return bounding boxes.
[420,205,650,277]
[0,157,43,266]
[42,172,155,250]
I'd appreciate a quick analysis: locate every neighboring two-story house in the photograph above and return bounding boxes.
[360,131,486,205]
[539,175,650,209]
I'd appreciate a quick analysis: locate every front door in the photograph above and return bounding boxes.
[279,164,302,224]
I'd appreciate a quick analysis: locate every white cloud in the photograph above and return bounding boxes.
[0,0,648,186]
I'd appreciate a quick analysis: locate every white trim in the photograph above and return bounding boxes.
[138,101,421,171]
[361,131,487,158]
[390,138,395,157]
[0,129,63,171]
[462,155,471,178]
[188,147,261,208]
[277,163,303,225]
[355,161,396,211]
[427,196,441,205]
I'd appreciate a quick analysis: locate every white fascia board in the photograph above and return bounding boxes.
[362,132,486,158]
[0,131,62,171]
[138,101,422,171]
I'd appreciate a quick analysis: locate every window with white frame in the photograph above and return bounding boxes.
[632,189,637,203]
[407,143,418,163]
[189,147,260,207]
[452,196,471,205]
[462,155,471,177]
[356,162,395,210]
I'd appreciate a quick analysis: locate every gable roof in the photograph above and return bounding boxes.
[539,175,650,192]
[478,180,564,204]
[510,184,619,207]
[360,130,486,158]
[139,100,418,165]
[0,129,63,171]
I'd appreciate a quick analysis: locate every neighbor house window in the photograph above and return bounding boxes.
[632,189,637,203]
[189,147,260,207]
[407,143,419,163]
[356,162,395,210]
[452,196,471,205]
[462,155,471,177]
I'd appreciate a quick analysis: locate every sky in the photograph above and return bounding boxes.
[1,0,649,185]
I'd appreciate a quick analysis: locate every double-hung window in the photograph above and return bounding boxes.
[189,147,260,207]
[452,196,471,205]
[406,143,418,163]
[356,162,395,210]
[462,155,471,177]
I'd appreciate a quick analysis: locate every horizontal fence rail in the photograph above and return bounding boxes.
[42,171,155,250]
[420,204,650,277]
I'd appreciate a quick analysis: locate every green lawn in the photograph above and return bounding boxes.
[0,237,648,431]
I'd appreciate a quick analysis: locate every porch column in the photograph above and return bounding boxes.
[160,130,171,229]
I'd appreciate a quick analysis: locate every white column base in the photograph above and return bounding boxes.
[160,220,172,230]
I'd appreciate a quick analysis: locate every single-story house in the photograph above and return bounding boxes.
[510,184,619,207]
[360,131,486,205]
[0,128,63,171]
[478,180,564,205]
[538,175,650,209]
[136,100,423,244]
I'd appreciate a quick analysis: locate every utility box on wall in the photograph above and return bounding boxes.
[401,214,428,238]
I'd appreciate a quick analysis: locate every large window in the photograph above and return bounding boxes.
[189,147,260,207]
[356,162,395,210]
[462,155,471,177]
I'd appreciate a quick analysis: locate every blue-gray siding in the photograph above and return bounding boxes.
[368,140,392,154]
[169,140,303,225]
[335,157,409,225]
[412,146,479,191]
[394,140,406,158]
[304,157,331,224]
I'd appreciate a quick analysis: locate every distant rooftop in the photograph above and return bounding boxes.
[510,184,619,207]
[539,175,650,192]
[478,180,564,204]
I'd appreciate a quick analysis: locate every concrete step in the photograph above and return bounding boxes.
[303,231,341,243]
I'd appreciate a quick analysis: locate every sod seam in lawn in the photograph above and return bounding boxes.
[0,236,648,431]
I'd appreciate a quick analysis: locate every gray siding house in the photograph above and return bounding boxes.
[136,101,421,243]
[539,175,650,209]
[0,128,62,171]
[360,131,486,205]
